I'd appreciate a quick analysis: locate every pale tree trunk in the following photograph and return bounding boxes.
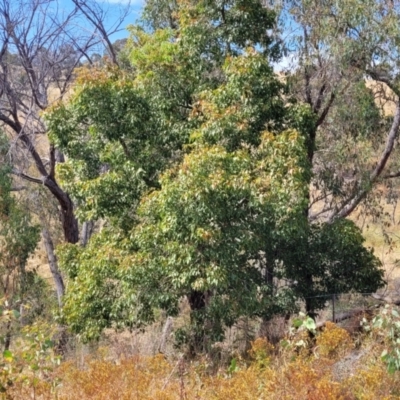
[80,220,94,247]
[42,227,70,357]
[41,228,65,308]
[158,316,173,354]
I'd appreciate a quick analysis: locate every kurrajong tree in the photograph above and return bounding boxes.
[46,0,385,350]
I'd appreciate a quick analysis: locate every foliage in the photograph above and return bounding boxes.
[363,305,400,374]
[247,337,274,369]
[124,130,310,349]
[59,129,310,343]
[0,309,399,399]
[46,0,282,227]
[46,68,156,229]
[0,134,48,337]
[281,0,400,224]
[47,0,385,350]
[58,232,128,341]
[58,354,175,400]
[316,322,352,359]
[0,301,60,399]
[285,220,385,312]
[327,81,384,141]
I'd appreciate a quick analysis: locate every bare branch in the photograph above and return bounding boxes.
[328,102,400,222]
[316,91,335,128]
[11,168,44,185]
[384,171,400,179]
[313,83,326,113]
[0,0,131,244]
[71,0,131,66]
[10,185,27,191]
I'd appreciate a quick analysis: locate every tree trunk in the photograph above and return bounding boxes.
[80,220,94,247]
[3,321,11,352]
[57,192,79,245]
[46,181,79,244]
[187,290,207,357]
[55,149,65,163]
[304,273,318,320]
[41,228,65,308]
[13,132,80,245]
[158,316,173,354]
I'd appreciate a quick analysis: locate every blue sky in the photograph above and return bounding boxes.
[96,0,145,40]
[94,0,145,18]
[57,0,146,41]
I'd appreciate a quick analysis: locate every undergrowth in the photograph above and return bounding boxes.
[4,307,400,399]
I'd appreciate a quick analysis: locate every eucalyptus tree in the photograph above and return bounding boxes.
[279,0,400,224]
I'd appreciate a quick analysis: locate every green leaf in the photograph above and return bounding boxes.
[304,317,316,332]
[227,358,238,375]
[292,318,303,329]
[3,350,13,363]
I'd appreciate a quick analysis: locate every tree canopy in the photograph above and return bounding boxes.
[42,0,387,349]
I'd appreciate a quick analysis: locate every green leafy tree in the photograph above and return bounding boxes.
[283,220,384,314]
[46,0,385,349]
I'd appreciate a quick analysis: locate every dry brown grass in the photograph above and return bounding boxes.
[365,79,396,116]
[355,198,400,298]
[24,324,398,399]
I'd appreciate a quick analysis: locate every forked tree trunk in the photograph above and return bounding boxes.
[49,185,79,244]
